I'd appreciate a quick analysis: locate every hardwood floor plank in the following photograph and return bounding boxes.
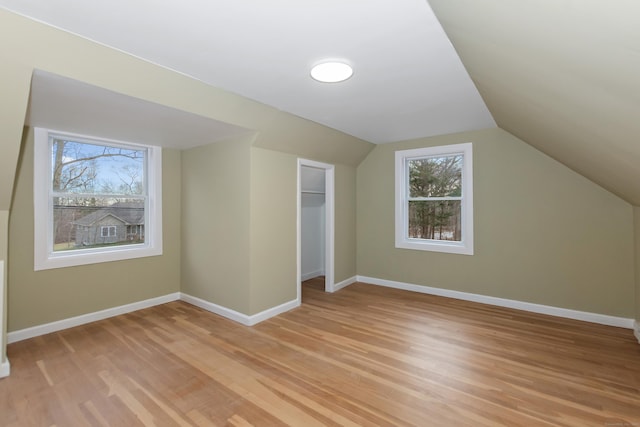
[1,280,639,426]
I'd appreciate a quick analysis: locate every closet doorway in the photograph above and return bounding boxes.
[297,159,334,302]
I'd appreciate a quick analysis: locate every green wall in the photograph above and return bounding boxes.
[0,8,369,340]
[0,212,7,367]
[1,7,637,357]
[253,112,373,167]
[181,137,252,313]
[8,128,182,331]
[247,148,360,314]
[335,164,358,282]
[181,143,360,316]
[0,214,7,263]
[634,207,640,323]
[249,147,298,314]
[0,12,34,368]
[357,128,635,317]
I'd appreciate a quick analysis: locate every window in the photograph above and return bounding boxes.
[395,143,473,255]
[34,128,163,270]
[101,226,117,238]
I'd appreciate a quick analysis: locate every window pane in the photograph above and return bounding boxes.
[51,138,145,196]
[408,155,462,198]
[53,197,145,251]
[408,200,461,241]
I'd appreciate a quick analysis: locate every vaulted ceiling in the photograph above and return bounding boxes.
[0,0,495,145]
[428,0,640,205]
[1,0,639,204]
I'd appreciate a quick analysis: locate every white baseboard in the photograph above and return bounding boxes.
[180,293,299,326]
[6,278,634,348]
[333,275,357,292]
[7,292,181,344]
[0,359,10,378]
[246,298,300,325]
[301,270,324,282]
[6,290,300,346]
[357,276,635,329]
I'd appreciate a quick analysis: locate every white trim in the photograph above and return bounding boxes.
[246,299,300,325]
[33,127,163,271]
[5,291,301,345]
[634,321,640,343]
[180,293,299,326]
[325,167,335,292]
[7,293,180,344]
[0,360,9,378]
[297,159,335,301]
[180,293,249,324]
[333,276,357,292]
[357,276,635,329]
[394,143,474,255]
[301,270,324,282]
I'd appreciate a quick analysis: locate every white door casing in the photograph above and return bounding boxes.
[297,159,335,302]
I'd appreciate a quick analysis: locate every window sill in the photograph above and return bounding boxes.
[395,238,473,255]
[34,245,162,271]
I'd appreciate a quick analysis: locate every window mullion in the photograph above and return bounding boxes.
[35,127,162,270]
[407,196,463,201]
[51,191,146,199]
[395,142,473,255]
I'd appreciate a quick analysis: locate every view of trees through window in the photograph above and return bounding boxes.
[51,137,146,252]
[407,154,462,241]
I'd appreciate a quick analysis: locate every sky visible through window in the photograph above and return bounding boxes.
[50,137,146,251]
[51,138,145,196]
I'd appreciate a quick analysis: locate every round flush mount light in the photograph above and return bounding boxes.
[310,61,353,83]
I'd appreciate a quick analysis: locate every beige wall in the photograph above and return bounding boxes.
[182,143,360,316]
[634,207,640,322]
[335,164,358,283]
[0,62,30,212]
[5,5,632,349]
[248,148,361,313]
[0,16,32,362]
[8,128,181,331]
[0,9,371,168]
[249,147,298,314]
[0,212,7,367]
[0,213,7,263]
[181,137,252,313]
[0,8,369,360]
[357,128,635,317]
[253,112,374,167]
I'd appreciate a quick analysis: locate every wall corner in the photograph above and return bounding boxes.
[0,258,8,378]
[633,206,640,342]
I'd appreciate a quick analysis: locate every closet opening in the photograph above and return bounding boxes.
[297,159,334,303]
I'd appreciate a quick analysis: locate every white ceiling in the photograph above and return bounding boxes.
[0,0,495,145]
[27,70,253,150]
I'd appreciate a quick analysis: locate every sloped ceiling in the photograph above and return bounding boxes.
[0,0,495,145]
[428,0,640,205]
[28,70,254,149]
[2,1,638,204]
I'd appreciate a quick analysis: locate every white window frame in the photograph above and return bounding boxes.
[395,142,474,255]
[101,226,117,238]
[34,128,163,270]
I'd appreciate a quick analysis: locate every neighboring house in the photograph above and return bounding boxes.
[74,202,144,247]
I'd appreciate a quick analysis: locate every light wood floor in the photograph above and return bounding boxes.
[1,279,639,426]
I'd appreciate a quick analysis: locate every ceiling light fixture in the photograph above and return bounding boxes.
[310,61,353,83]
